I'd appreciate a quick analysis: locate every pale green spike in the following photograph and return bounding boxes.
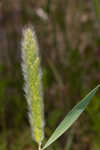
[21,27,44,146]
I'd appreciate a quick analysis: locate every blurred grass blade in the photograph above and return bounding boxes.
[64,128,74,150]
[42,85,100,150]
[93,0,100,22]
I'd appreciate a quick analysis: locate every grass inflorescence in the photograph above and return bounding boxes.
[21,27,44,148]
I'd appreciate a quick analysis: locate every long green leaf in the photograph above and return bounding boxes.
[42,85,100,150]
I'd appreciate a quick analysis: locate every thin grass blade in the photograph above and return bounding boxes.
[42,85,100,150]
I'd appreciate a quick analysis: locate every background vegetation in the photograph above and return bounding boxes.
[0,0,100,150]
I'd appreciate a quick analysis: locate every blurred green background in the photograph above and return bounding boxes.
[0,0,100,150]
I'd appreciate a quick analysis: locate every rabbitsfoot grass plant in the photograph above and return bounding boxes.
[21,26,100,150]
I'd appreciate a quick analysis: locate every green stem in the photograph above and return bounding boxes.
[39,143,41,150]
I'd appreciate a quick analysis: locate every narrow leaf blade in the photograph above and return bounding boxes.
[42,85,100,150]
